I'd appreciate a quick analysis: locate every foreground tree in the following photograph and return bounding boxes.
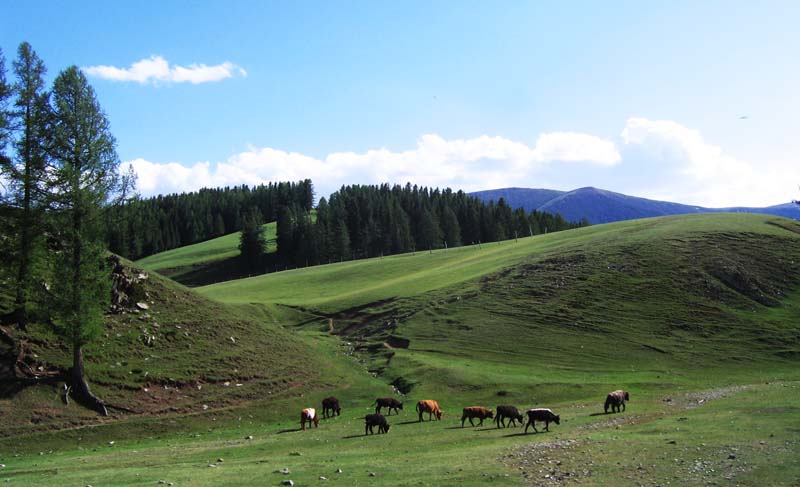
[0,43,51,329]
[47,66,132,415]
[0,48,10,169]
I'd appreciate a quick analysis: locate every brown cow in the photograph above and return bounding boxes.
[322,396,341,418]
[524,408,560,433]
[374,397,403,415]
[416,400,443,421]
[494,405,524,428]
[461,406,494,427]
[365,413,391,434]
[300,407,319,430]
[604,390,630,413]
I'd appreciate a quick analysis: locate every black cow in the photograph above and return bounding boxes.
[494,405,524,428]
[322,396,341,418]
[524,408,560,433]
[365,413,391,434]
[374,397,403,415]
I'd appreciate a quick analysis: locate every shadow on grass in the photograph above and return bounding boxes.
[588,412,610,417]
[503,431,551,437]
[276,428,303,434]
[341,434,366,439]
[396,420,426,425]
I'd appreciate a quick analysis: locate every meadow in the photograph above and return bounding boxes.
[2,213,800,486]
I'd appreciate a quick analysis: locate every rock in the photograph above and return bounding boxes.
[274,468,290,474]
[158,481,166,485]
[281,481,294,486]
[208,464,217,468]
[108,441,115,446]
[217,458,224,463]
[245,435,253,440]
[136,302,150,310]
[369,472,376,477]
[728,453,737,460]
[319,477,328,480]
[168,484,174,486]
[0,464,4,468]
[336,468,343,473]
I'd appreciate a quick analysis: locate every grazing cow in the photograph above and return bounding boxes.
[524,408,560,433]
[300,408,319,430]
[322,396,341,418]
[374,397,404,415]
[604,390,630,414]
[494,405,525,428]
[364,413,391,434]
[416,400,443,421]
[461,406,494,427]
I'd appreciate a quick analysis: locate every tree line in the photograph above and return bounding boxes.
[269,183,587,267]
[0,42,132,414]
[106,180,313,260]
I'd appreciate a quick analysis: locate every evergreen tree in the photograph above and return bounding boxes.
[440,206,462,248]
[238,207,266,265]
[0,42,50,328]
[0,48,10,172]
[47,66,133,416]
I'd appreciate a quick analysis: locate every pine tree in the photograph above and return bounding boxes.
[47,66,133,415]
[0,43,51,329]
[440,206,462,248]
[239,207,266,265]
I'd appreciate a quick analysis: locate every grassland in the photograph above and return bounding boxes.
[135,222,277,285]
[2,213,800,486]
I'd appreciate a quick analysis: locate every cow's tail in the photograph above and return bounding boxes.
[415,402,420,412]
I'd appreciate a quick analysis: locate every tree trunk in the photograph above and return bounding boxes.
[69,344,108,416]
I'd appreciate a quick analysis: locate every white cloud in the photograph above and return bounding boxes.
[620,117,793,207]
[124,132,620,198]
[124,121,794,208]
[83,56,247,85]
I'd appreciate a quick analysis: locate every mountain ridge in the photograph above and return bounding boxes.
[470,186,800,223]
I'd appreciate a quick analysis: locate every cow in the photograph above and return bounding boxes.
[524,408,560,433]
[300,408,319,430]
[364,413,391,434]
[494,405,525,428]
[374,397,404,415]
[461,406,494,427]
[604,390,630,414]
[416,400,443,421]
[322,396,341,418]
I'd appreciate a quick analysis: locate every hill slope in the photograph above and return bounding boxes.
[471,186,800,223]
[135,221,277,285]
[0,255,355,436]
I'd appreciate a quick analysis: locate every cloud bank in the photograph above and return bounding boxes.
[83,56,246,84]
[123,119,794,207]
[123,131,620,198]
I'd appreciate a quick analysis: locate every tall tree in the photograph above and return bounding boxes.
[0,48,10,171]
[47,66,133,415]
[239,206,266,265]
[0,43,50,329]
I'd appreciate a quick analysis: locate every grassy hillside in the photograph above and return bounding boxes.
[135,222,277,285]
[3,213,800,486]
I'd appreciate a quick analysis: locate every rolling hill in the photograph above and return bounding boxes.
[3,213,800,486]
[470,186,800,223]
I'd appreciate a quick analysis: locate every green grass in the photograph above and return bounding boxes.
[2,213,800,486]
[135,221,277,280]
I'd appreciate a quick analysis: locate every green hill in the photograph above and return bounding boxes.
[3,213,800,486]
[135,222,277,285]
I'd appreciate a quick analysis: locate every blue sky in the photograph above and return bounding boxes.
[2,1,798,206]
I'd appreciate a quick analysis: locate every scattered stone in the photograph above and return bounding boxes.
[289,451,302,456]
[158,481,166,485]
[319,476,328,480]
[728,453,737,460]
[0,464,4,468]
[369,472,376,477]
[108,441,115,446]
[336,468,343,473]
[274,468,290,474]
[136,302,150,310]
[281,481,294,486]
[208,464,217,468]
[245,435,253,440]
[202,404,209,410]
[217,458,224,463]
[168,484,174,486]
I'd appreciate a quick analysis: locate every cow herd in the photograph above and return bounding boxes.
[299,390,630,435]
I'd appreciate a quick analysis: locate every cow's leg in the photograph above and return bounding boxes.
[621,402,626,412]
[524,418,531,433]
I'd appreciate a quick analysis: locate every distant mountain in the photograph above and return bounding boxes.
[469,186,800,224]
